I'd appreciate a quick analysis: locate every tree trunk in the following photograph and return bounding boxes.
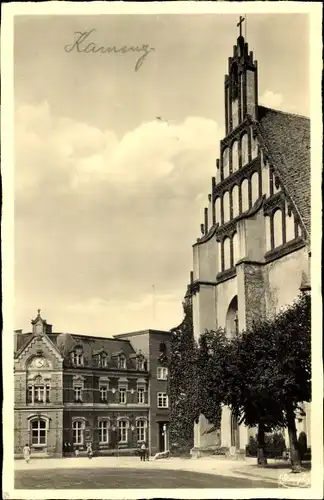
[286,405,302,471]
[256,423,268,466]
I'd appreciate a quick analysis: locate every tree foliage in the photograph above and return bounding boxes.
[169,293,198,453]
[197,292,311,469]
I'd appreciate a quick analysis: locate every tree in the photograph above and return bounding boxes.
[169,289,198,453]
[197,292,311,470]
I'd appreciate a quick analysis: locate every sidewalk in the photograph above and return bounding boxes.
[14,455,311,486]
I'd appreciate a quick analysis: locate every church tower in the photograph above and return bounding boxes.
[225,19,258,135]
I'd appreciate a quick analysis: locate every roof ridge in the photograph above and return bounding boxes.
[258,105,310,121]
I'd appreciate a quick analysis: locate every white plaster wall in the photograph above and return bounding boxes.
[264,247,309,315]
[215,276,238,328]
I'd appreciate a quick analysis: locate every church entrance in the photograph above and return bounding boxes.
[230,412,240,450]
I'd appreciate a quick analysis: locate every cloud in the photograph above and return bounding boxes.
[15,101,222,334]
[259,90,284,110]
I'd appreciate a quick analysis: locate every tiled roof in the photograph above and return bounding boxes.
[54,332,135,358]
[257,106,311,235]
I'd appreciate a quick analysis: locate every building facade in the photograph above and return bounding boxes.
[14,311,171,458]
[190,30,311,456]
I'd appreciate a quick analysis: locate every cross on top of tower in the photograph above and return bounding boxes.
[237,16,245,37]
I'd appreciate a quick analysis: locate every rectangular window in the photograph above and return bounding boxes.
[27,386,33,403]
[119,388,127,404]
[34,385,45,403]
[31,420,47,446]
[118,420,128,443]
[72,353,84,366]
[157,392,168,408]
[73,421,84,445]
[157,367,168,380]
[136,421,146,442]
[137,388,145,404]
[99,421,109,443]
[46,385,50,403]
[74,385,83,402]
[99,385,108,402]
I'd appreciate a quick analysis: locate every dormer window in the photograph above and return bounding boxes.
[137,357,145,371]
[71,347,84,367]
[98,352,108,368]
[118,355,127,370]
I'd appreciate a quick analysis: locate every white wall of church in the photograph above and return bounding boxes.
[261,155,271,197]
[241,133,249,167]
[215,277,237,329]
[264,246,308,315]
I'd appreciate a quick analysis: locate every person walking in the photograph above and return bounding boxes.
[23,443,31,464]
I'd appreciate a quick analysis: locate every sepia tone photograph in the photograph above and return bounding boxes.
[1,1,323,499]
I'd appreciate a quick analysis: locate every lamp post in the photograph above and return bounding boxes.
[163,424,168,452]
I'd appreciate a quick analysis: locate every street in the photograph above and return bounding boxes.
[15,466,277,489]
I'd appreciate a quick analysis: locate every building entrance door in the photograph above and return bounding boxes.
[158,422,169,452]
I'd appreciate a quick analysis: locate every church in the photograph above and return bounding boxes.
[189,21,311,456]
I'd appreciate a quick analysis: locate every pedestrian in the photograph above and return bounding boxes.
[87,442,93,459]
[140,441,146,462]
[23,443,31,464]
[75,446,79,457]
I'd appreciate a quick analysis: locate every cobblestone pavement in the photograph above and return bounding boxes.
[14,455,312,488]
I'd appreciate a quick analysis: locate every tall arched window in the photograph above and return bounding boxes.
[99,420,110,444]
[225,296,238,339]
[251,172,259,205]
[262,160,270,197]
[241,133,249,166]
[273,209,283,248]
[223,237,231,270]
[118,419,129,443]
[136,419,147,442]
[217,241,222,274]
[265,216,271,252]
[223,148,229,179]
[241,178,249,212]
[215,197,221,225]
[232,185,239,218]
[285,209,295,242]
[73,420,85,446]
[251,135,258,159]
[232,232,239,266]
[223,191,230,223]
[215,164,221,185]
[30,418,47,446]
[232,141,239,172]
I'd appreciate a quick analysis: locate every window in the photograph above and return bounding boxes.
[223,148,229,179]
[265,216,271,252]
[137,387,145,404]
[137,358,145,371]
[136,420,146,442]
[118,355,127,369]
[215,197,221,225]
[232,232,239,266]
[273,209,283,248]
[99,420,109,444]
[27,383,50,403]
[118,419,129,443]
[98,353,108,367]
[157,367,168,380]
[31,419,47,446]
[223,237,231,270]
[241,178,249,212]
[223,191,230,223]
[241,134,249,166]
[157,392,168,408]
[285,208,295,242]
[251,172,259,205]
[73,420,84,445]
[232,141,239,172]
[99,385,108,402]
[232,185,239,218]
[72,351,84,366]
[74,385,83,402]
[119,387,127,404]
[251,135,258,159]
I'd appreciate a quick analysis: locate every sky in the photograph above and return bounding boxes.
[14,13,309,336]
